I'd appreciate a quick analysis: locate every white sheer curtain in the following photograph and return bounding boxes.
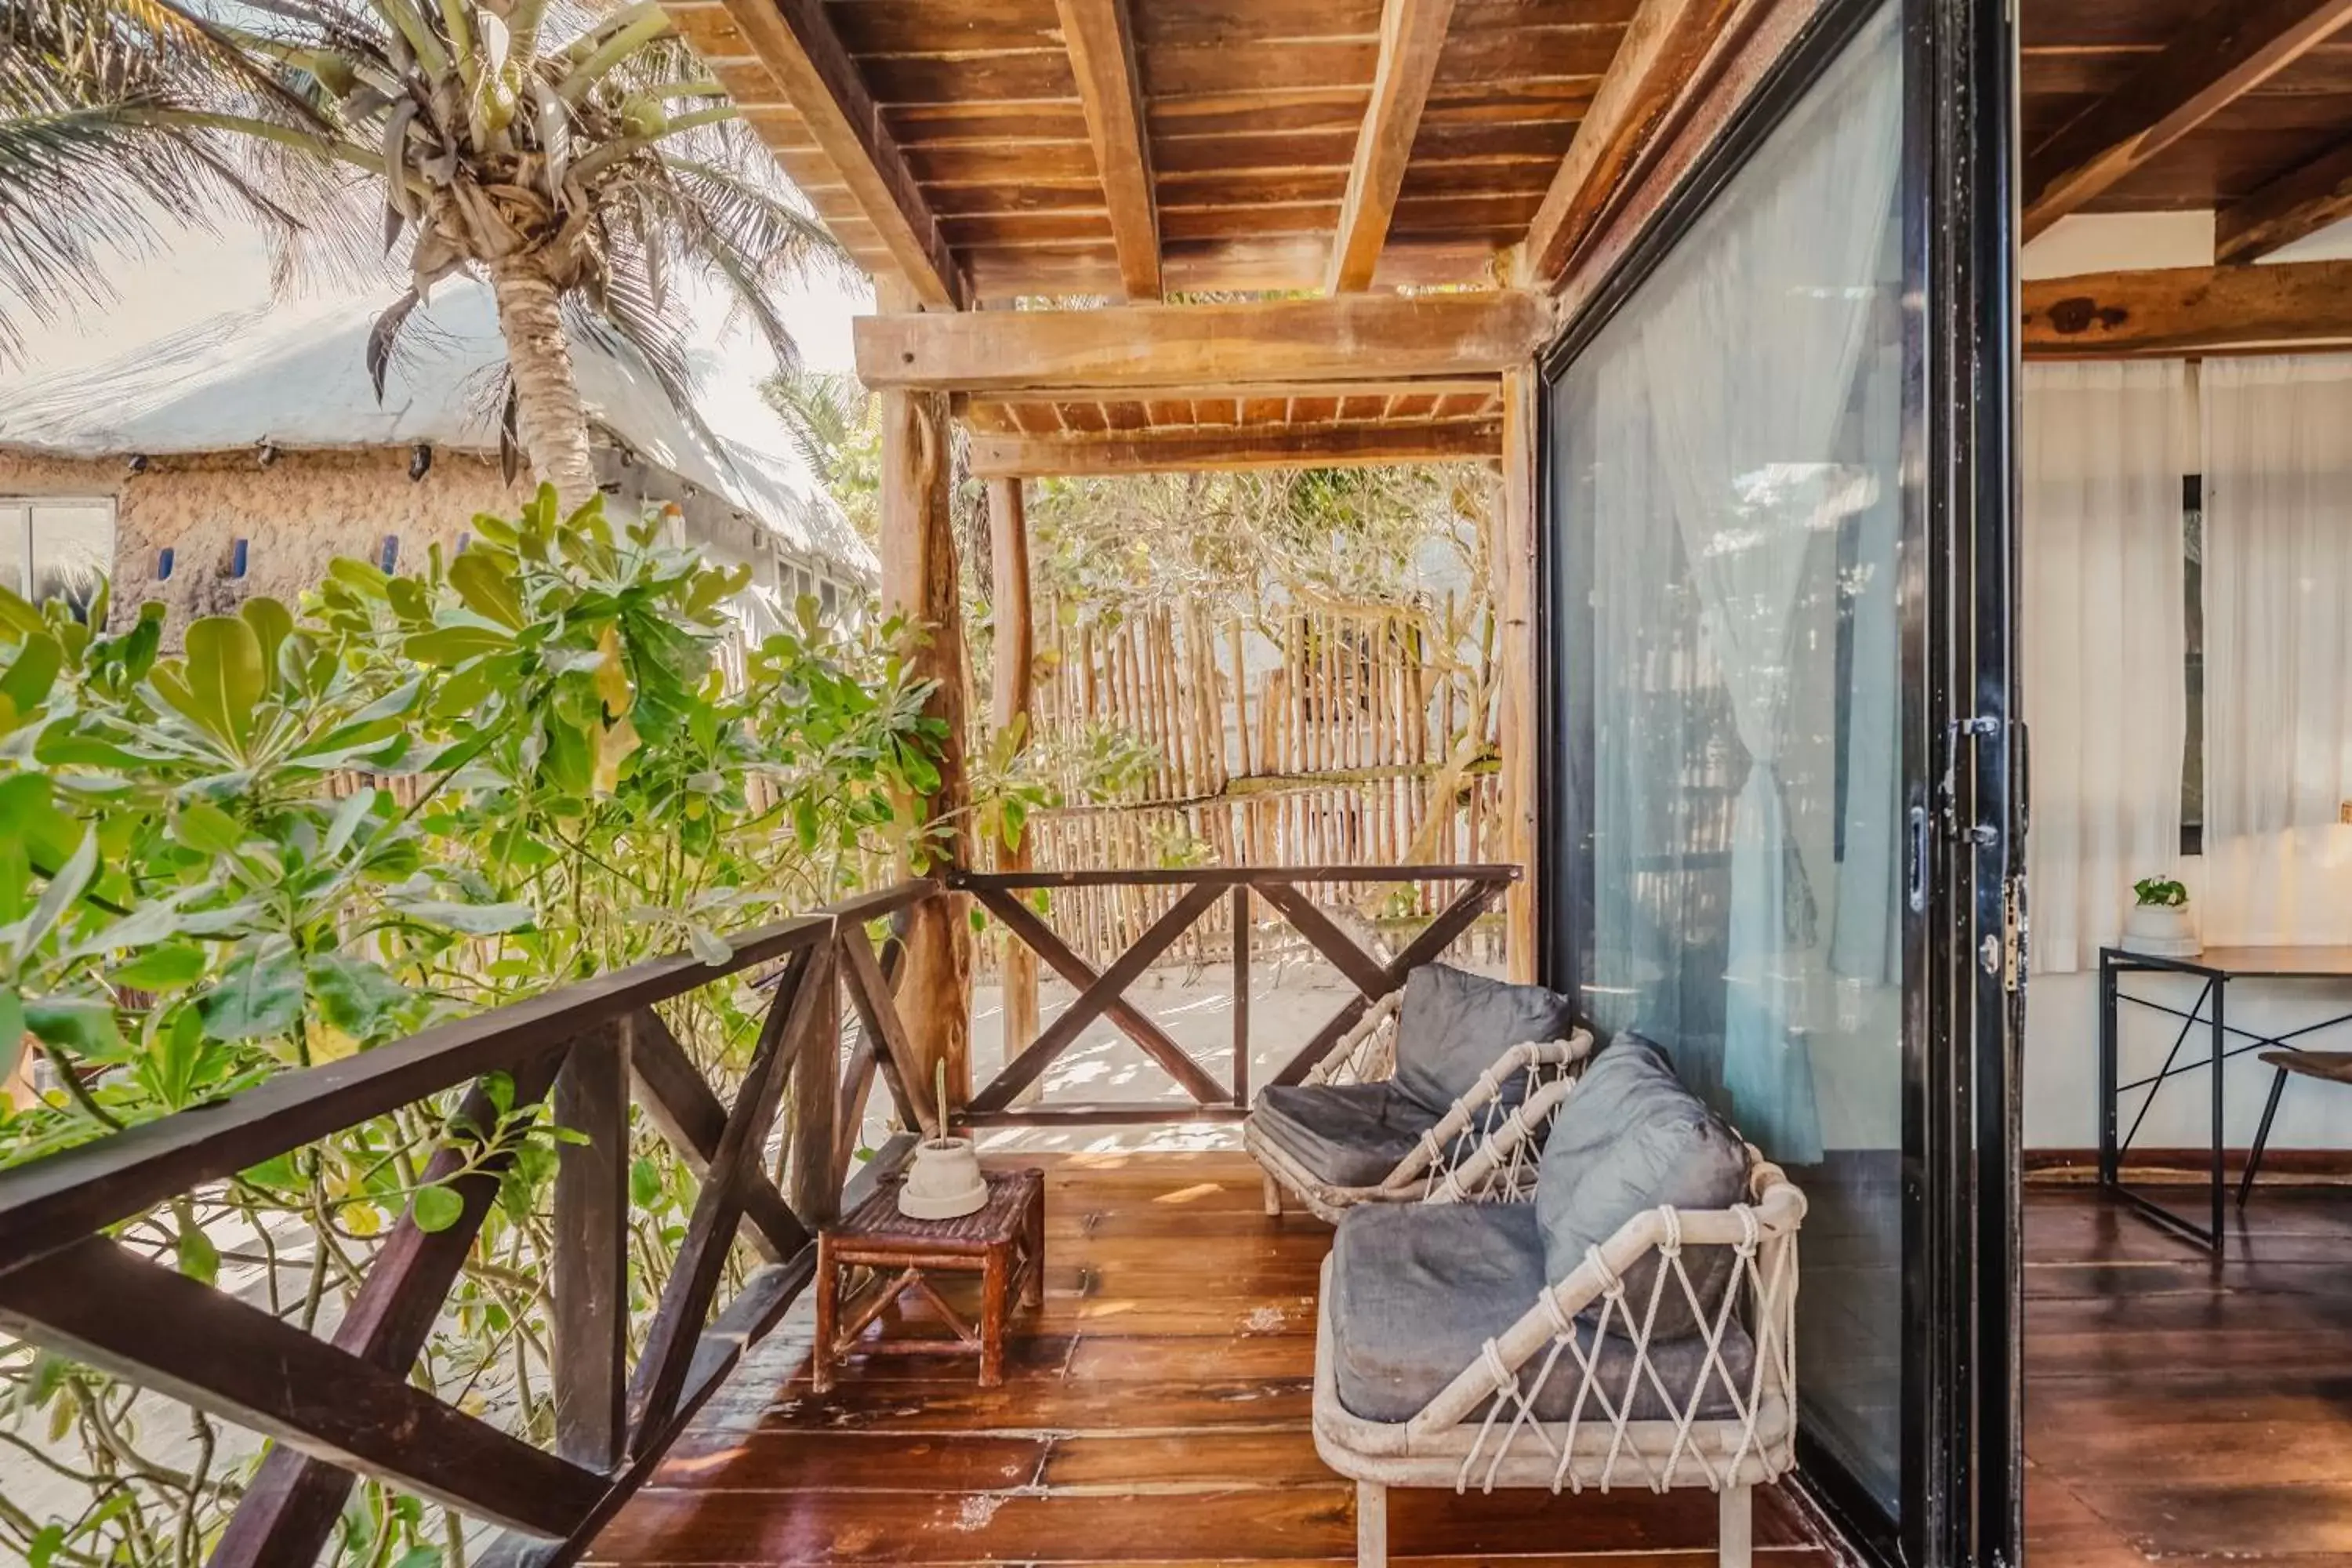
[1630,20,1902,1162]
[2020,361,2187,973]
[2202,355,2352,842]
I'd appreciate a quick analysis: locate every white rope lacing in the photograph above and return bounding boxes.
[1446,1191,1802,1498]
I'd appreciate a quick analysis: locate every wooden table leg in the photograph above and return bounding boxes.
[980,1247,1007,1388]
[812,1234,838,1395]
[1021,1185,1045,1308]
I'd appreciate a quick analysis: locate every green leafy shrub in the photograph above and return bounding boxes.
[0,488,943,1566]
[2132,877,2189,909]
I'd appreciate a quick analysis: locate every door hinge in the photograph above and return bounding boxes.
[2002,873,2029,995]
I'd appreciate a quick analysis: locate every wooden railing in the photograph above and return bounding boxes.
[0,862,1515,1565]
[0,879,946,1568]
[956,863,1519,1127]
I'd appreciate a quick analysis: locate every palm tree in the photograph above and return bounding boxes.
[0,0,352,366]
[225,0,844,499]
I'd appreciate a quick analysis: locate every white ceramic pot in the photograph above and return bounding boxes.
[898,1136,988,1220]
[2121,902,2201,957]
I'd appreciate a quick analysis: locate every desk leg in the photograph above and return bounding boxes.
[2210,979,2227,1247]
[2099,952,2118,1187]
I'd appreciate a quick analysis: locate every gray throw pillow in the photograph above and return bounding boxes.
[1535,1032,1752,1341]
[1390,962,1578,1117]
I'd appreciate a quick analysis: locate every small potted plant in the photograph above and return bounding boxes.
[899,1060,988,1220]
[2123,875,2200,956]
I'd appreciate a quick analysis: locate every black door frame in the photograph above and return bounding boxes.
[1530,0,2020,1554]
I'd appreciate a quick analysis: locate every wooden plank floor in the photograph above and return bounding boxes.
[2027,1183,2352,1566]
[590,1152,1834,1566]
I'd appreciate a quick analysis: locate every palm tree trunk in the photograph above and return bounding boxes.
[488,259,599,504]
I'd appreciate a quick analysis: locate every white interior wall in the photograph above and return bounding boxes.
[2017,212,2352,1147]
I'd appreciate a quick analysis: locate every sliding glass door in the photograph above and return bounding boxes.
[1539,0,2019,1557]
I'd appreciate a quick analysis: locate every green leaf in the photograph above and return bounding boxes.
[241,1152,300,1189]
[307,954,416,1039]
[19,827,96,953]
[24,996,124,1059]
[410,1183,464,1233]
[403,624,515,666]
[449,550,526,630]
[198,938,305,1042]
[111,942,209,991]
[157,615,268,750]
[0,630,62,715]
[172,800,249,858]
[382,895,535,936]
[630,1156,661,1208]
[239,597,295,688]
[177,1223,218,1287]
[26,1522,64,1568]
[388,1548,444,1568]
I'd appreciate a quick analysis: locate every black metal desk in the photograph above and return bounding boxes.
[2100,945,2352,1250]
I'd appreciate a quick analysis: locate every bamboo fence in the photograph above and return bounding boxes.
[987,592,1506,975]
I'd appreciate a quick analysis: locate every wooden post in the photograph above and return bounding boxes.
[1496,363,1541,982]
[551,1024,629,1472]
[989,477,1042,1073]
[879,284,974,1108]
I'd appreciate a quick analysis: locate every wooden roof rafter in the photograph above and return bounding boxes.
[1055,0,1162,300]
[2020,0,2352,243]
[669,0,964,309]
[967,417,1504,477]
[1327,0,1464,293]
[2216,137,2352,263]
[1519,0,1742,285]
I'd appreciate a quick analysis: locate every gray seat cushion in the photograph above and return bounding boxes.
[1254,1082,1444,1189]
[1329,1202,1755,1424]
[1536,1033,1752,1341]
[1392,963,1578,1116]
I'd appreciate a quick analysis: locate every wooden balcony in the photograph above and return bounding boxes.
[12,861,1798,1566]
[585,1151,1836,1567]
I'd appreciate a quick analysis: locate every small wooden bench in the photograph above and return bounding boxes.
[2240,1050,2352,1206]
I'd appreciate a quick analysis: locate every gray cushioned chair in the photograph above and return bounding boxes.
[1309,1034,1806,1568]
[1243,964,1595,1222]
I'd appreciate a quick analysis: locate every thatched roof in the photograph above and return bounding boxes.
[0,281,874,577]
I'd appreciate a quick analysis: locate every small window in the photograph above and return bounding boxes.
[0,499,115,621]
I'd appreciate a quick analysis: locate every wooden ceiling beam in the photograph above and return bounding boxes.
[2216,137,2352,263]
[1520,0,1740,285]
[2023,259,2352,356]
[958,376,1500,422]
[963,236,1503,300]
[857,293,1552,395]
[1327,0,1461,292]
[667,0,963,310]
[967,419,1504,478]
[1054,0,1160,300]
[2020,0,2352,244]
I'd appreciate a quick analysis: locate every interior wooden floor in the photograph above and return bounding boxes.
[2027,1182,2352,1566]
[590,1152,1835,1566]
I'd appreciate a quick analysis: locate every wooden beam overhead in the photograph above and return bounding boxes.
[2216,137,2352,263]
[2020,0,2352,243]
[856,293,1552,395]
[1054,0,1160,301]
[964,236,1504,301]
[2023,260,2352,356]
[1521,0,1740,285]
[671,0,964,310]
[1327,0,1461,293]
[967,419,1504,478]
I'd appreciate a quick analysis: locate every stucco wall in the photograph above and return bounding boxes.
[0,447,521,641]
